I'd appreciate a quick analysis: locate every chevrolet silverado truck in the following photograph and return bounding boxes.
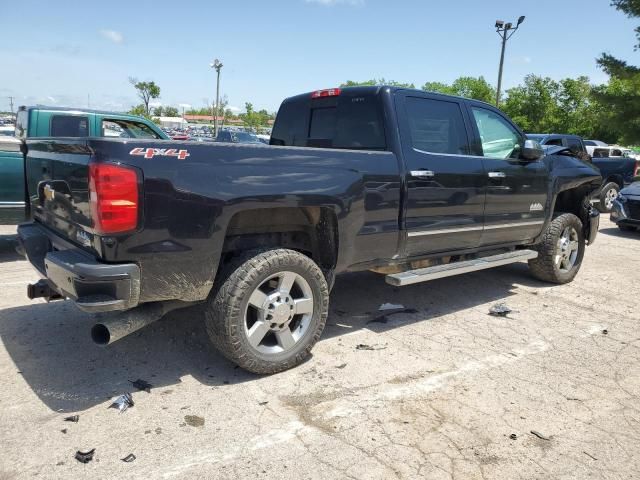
[17,87,602,374]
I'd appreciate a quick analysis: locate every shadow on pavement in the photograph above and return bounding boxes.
[0,234,20,263]
[598,226,640,239]
[0,261,547,413]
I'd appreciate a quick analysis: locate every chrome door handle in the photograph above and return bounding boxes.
[488,171,506,179]
[410,170,435,178]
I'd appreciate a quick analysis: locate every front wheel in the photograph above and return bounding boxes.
[205,249,329,374]
[597,182,619,213]
[528,213,585,284]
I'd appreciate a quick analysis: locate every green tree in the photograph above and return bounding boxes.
[423,76,495,103]
[592,0,640,143]
[421,81,457,95]
[129,104,152,120]
[129,77,161,116]
[501,75,562,133]
[164,106,179,117]
[152,106,164,117]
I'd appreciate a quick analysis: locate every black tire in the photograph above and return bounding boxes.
[528,213,585,284]
[618,224,637,232]
[596,182,619,213]
[205,248,329,374]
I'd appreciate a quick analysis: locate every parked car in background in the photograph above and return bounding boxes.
[216,130,262,144]
[0,125,15,137]
[528,133,638,212]
[0,106,168,214]
[0,137,24,215]
[611,182,640,232]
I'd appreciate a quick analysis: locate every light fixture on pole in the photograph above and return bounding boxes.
[209,59,223,137]
[495,15,525,107]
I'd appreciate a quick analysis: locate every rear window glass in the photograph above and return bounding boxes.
[102,119,162,139]
[51,115,89,137]
[271,93,386,150]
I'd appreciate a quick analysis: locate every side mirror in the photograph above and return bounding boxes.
[521,139,544,161]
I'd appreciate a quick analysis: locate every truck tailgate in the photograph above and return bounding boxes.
[25,139,95,248]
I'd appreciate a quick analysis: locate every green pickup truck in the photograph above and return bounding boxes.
[1,106,167,219]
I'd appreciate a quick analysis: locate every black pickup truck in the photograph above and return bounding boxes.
[17,86,601,373]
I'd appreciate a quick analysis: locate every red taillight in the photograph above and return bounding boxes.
[311,88,341,99]
[89,163,139,234]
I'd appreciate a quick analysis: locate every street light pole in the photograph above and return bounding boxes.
[495,16,525,107]
[210,59,223,137]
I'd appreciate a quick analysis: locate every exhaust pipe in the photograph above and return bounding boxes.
[91,301,191,346]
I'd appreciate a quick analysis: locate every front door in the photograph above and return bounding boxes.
[467,105,549,245]
[397,93,486,256]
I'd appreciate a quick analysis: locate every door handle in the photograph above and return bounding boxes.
[488,171,506,179]
[410,170,435,178]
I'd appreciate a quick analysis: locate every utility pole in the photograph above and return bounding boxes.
[8,96,14,115]
[495,16,525,107]
[210,59,223,137]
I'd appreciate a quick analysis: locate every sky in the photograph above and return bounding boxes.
[1,0,637,114]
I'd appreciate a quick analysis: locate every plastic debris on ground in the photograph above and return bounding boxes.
[378,303,405,311]
[75,449,95,464]
[64,415,79,423]
[489,303,513,317]
[130,379,152,393]
[368,308,419,324]
[356,343,387,351]
[109,393,134,413]
[509,433,517,440]
[121,454,136,463]
[530,430,550,440]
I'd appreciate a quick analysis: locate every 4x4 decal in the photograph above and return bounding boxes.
[130,147,190,160]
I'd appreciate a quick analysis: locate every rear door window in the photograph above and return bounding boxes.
[51,115,89,137]
[405,97,470,155]
[102,119,162,139]
[566,137,585,153]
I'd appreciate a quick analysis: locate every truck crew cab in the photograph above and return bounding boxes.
[17,87,602,374]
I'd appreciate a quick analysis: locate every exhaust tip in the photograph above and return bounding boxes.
[91,324,111,346]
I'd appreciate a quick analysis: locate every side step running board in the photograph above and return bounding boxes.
[385,249,538,287]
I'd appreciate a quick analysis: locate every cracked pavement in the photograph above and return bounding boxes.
[0,218,639,479]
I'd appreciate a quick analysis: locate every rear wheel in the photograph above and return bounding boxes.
[528,213,585,284]
[205,248,329,374]
[597,182,619,213]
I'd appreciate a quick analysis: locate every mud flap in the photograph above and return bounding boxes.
[585,206,600,245]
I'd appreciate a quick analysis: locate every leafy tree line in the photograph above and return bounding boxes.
[342,74,631,144]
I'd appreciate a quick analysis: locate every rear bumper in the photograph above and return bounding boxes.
[17,222,140,313]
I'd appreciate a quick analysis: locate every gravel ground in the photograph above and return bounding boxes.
[0,219,639,480]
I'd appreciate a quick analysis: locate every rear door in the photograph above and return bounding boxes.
[467,104,548,245]
[396,92,485,256]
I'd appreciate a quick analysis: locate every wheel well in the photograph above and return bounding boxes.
[221,207,338,271]
[604,175,624,189]
[553,185,593,223]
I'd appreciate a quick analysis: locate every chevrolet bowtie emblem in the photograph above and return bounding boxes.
[43,184,55,201]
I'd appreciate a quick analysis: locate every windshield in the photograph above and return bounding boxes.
[526,134,546,142]
[232,132,260,143]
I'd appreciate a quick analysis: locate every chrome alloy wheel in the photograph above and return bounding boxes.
[244,271,314,354]
[555,226,579,273]
[604,187,618,211]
